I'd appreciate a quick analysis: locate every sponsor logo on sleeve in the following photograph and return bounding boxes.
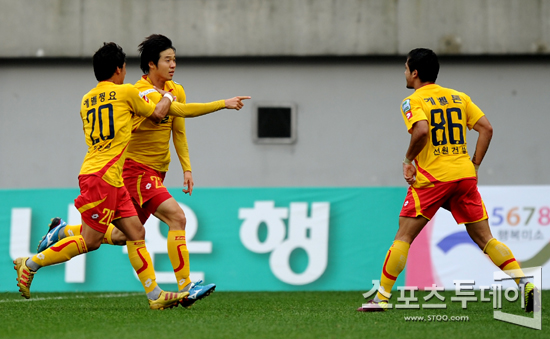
[139,89,156,103]
[402,99,413,120]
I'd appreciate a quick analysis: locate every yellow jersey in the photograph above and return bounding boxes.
[79,81,155,187]
[400,84,485,188]
[128,75,225,172]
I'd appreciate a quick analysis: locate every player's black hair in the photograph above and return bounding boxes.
[406,48,439,83]
[138,34,176,74]
[92,42,126,82]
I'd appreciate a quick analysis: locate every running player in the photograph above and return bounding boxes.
[37,35,250,308]
[14,42,188,310]
[357,48,537,312]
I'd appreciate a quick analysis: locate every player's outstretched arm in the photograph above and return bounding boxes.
[224,96,251,110]
[168,96,252,118]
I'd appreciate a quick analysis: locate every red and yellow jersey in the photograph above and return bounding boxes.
[128,75,225,172]
[401,84,485,188]
[79,81,155,187]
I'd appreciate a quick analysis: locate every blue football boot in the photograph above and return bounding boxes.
[36,217,67,252]
[180,280,216,309]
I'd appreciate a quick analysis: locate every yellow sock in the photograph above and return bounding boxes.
[31,235,88,267]
[483,238,524,285]
[102,224,115,245]
[126,240,159,294]
[377,240,410,301]
[167,230,191,290]
[64,224,82,237]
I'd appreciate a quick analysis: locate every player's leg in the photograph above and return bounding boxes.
[126,166,190,288]
[359,184,448,312]
[455,179,537,312]
[113,215,188,309]
[37,217,116,252]
[153,197,190,289]
[125,160,216,300]
[453,179,526,281]
[15,174,112,299]
[466,220,537,312]
[358,216,427,312]
[465,219,524,275]
[153,197,216,307]
[381,216,427,298]
[14,221,101,299]
[114,185,189,309]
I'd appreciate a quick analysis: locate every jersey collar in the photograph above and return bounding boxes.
[416,83,440,92]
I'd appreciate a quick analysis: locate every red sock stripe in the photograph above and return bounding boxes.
[51,240,78,252]
[382,249,398,281]
[173,244,187,272]
[499,258,517,270]
[135,247,149,274]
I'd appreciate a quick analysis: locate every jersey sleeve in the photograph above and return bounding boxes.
[172,117,192,172]
[463,94,485,129]
[168,83,225,117]
[168,100,226,118]
[140,88,164,105]
[401,97,427,132]
[127,85,156,118]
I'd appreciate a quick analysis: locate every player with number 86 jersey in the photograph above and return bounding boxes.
[400,85,485,188]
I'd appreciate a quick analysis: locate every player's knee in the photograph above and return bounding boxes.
[135,227,146,240]
[169,211,186,231]
[112,231,128,246]
[85,240,102,252]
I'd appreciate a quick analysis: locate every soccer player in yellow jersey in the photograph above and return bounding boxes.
[37,35,250,308]
[358,48,537,312]
[14,42,189,310]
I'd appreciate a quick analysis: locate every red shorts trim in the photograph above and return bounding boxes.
[123,159,172,224]
[400,178,487,224]
[74,175,137,233]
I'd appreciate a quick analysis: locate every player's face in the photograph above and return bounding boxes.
[113,62,127,84]
[404,60,413,89]
[153,48,176,82]
[120,62,127,82]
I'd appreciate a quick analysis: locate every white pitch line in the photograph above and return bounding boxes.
[0,293,142,303]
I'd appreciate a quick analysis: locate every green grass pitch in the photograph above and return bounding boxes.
[0,291,547,339]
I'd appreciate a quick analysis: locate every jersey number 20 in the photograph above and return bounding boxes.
[86,103,114,145]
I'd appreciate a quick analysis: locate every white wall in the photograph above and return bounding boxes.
[1,0,550,57]
[1,57,548,188]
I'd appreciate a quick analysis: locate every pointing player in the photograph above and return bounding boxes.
[36,34,250,308]
[357,48,536,312]
[14,42,189,310]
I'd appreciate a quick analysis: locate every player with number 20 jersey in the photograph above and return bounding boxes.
[79,82,155,187]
